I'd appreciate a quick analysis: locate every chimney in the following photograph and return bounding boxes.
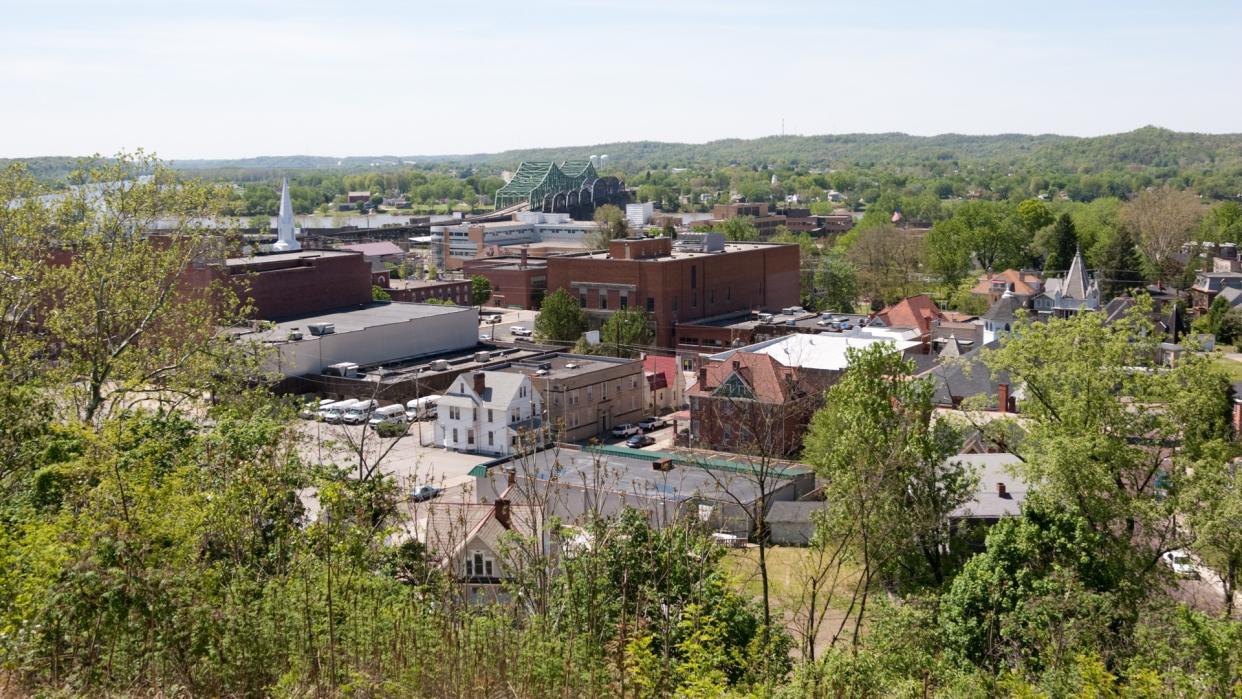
[997,382,1010,413]
[505,466,516,487]
[997,482,1007,496]
[1233,399,1242,435]
[473,371,486,395]
[520,246,528,269]
[732,360,740,371]
[698,367,707,389]
[494,498,511,528]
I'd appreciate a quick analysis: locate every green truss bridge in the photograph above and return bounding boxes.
[493,160,627,218]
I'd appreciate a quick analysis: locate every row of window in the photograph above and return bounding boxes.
[448,406,527,423]
[449,427,519,449]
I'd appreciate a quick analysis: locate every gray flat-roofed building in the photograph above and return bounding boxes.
[767,501,826,545]
[475,445,815,535]
[239,301,479,377]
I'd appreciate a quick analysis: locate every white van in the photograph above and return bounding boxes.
[320,399,359,423]
[343,399,379,425]
[405,394,442,421]
[369,404,408,429]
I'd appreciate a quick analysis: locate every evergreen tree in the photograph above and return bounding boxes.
[1044,212,1079,274]
[1097,227,1144,299]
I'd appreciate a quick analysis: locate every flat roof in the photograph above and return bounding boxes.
[495,353,638,381]
[497,445,807,505]
[708,332,920,372]
[247,302,473,342]
[225,249,357,267]
[570,240,793,261]
[388,278,468,289]
[683,310,870,331]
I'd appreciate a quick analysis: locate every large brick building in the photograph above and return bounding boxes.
[546,236,800,348]
[461,251,548,309]
[224,249,373,320]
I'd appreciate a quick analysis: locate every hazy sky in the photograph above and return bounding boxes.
[3,0,1240,159]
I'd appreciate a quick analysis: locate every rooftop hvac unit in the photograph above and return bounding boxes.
[288,330,303,341]
[475,351,492,363]
[430,359,450,371]
[308,322,335,336]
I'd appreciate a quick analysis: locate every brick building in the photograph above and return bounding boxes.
[688,352,817,456]
[386,278,472,305]
[494,353,646,441]
[225,249,372,320]
[710,203,787,237]
[461,251,548,309]
[546,236,800,348]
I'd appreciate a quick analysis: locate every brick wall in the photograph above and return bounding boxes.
[547,244,800,348]
[231,253,373,320]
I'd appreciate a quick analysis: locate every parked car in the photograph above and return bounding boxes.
[342,399,379,425]
[510,326,533,337]
[480,313,502,324]
[479,333,492,341]
[612,423,641,437]
[300,398,335,420]
[405,395,441,421]
[626,434,655,448]
[368,404,408,429]
[409,484,442,502]
[321,399,360,423]
[638,416,667,431]
[1162,549,1199,579]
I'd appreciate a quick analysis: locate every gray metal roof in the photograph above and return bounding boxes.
[949,452,1026,520]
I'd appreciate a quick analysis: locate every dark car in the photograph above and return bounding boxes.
[626,434,655,448]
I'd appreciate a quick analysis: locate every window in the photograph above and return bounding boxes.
[620,295,628,309]
[647,297,655,312]
[488,431,494,446]
[452,427,459,442]
[630,376,638,389]
[467,429,474,445]
[571,413,579,427]
[587,386,593,402]
[465,551,494,578]
[602,382,608,400]
[580,293,587,307]
[511,408,520,423]
[519,385,527,398]
[449,406,461,420]
[488,408,494,423]
[600,295,608,310]
[570,390,579,406]
[691,266,697,289]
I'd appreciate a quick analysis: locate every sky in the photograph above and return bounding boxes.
[3,0,1241,159]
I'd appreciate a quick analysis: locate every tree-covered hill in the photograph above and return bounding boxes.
[7,127,1242,180]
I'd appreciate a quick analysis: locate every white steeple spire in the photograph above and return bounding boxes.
[272,178,301,252]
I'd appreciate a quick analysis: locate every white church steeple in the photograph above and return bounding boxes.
[272,178,301,252]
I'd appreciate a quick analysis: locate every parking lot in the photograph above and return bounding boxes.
[296,419,484,492]
[477,308,537,343]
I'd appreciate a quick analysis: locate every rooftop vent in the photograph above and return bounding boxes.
[308,322,335,336]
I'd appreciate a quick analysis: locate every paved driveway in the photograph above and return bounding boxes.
[296,420,486,491]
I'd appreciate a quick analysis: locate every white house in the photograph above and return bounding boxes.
[435,370,543,456]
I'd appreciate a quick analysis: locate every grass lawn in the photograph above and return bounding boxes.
[721,546,860,612]
[1210,353,1242,381]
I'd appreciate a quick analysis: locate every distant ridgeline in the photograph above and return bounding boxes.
[7,126,1242,181]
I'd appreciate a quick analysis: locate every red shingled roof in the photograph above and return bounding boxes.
[691,352,799,403]
[970,269,1041,297]
[644,355,678,391]
[874,294,944,335]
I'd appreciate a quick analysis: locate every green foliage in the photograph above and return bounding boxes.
[1044,212,1079,274]
[371,284,392,301]
[1096,226,1146,300]
[577,308,651,357]
[1017,198,1054,234]
[534,288,586,343]
[717,216,759,241]
[470,275,492,305]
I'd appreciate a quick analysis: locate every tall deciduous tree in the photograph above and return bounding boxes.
[578,308,651,358]
[534,288,587,343]
[804,343,971,647]
[981,303,1231,596]
[717,216,759,241]
[590,204,629,249]
[846,225,923,305]
[812,250,859,313]
[1016,198,1053,234]
[34,154,254,422]
[1121,187,1203,284]
[470,275,492,306]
